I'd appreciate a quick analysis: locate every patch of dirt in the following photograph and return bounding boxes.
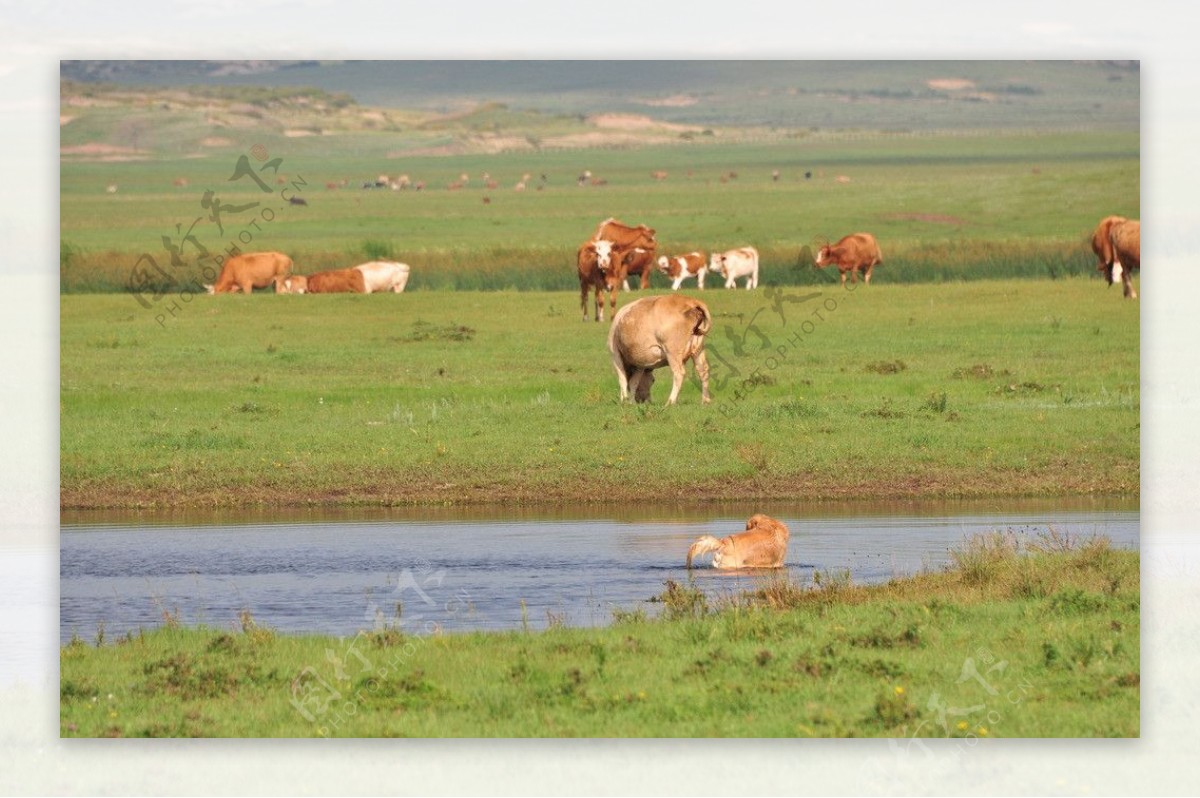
[587,113,700,133]
[199,137,235,147]
[635,94,699,108]
[61,143,140,156]
[283,129,319,137]
[60,115,75,126]
[928,78,976,91]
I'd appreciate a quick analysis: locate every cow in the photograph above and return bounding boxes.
[354,261,411,293]
[608,293,712,405]
[594,217,657,251]
[306,267,366,294]
[710,246,760,289]
[1092,215,1140,299]
[618,246,656,291]
[205,251,293,294]
[686,514,790,570]
[578,240,621,322]
[814,233,883,286]
[656,252,708,290]
[278,275,308,294]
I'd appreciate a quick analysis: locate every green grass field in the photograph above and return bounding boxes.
[60,533,1139,737]
[60,278,1138,509]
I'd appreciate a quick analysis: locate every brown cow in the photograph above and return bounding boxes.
[814,233,883,286]
[618,246,656,291]
[1092,215,1140,299]
[594,217,657,250]
[686,514,790,570]
[205,251,293,294]
[656,252,708,290]
[608,294,711,405]
[306,267,366,294]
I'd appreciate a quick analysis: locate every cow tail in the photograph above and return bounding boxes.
[689,304,711,337]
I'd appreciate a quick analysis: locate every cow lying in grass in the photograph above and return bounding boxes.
[355,261,411,293]
[686,514,790,570]
[304,267,366,294]
[608,293,711,405]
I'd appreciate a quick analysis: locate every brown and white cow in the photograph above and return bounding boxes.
[205,251,293,294]
[814,233,883,286]
[578,240,621,322]
[686,514,790,570]
[354,261,411,293]
[656,252,708,290]
[305,267,366,294]
[710,246,759,289]
[608,293,711,405]
[1091,215,1140,299]
[278,275,308,294]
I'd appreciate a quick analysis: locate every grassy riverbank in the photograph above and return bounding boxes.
[59,533,1139,737]
[60,279,1139,509]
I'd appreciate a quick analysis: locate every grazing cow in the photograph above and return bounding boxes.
[686,514,790,570]
[608,294,711,405]
[306,267,366,294]
[205,251,293,294]
[656,252,708,290]
[172,177,189,188]
[288,196,308,206]
[1091,215,1140,299]
[814,233,883,286]
[710,247,760,289]
[355,261,411,293]
[618,246,656,291]
[651,170,668,181]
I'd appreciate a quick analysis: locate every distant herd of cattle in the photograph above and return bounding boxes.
[202,213,1139,406]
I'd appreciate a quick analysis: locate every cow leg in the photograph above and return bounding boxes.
[691,349,712,404]
[1123,269,1137,299]
[697,270,705,290]
[839,270,847,287]
[664,351,690,406]
[671,277,682,291]
[595,285,604,323]
[640,271,651,290]
[579,279,589,321]
[623,279,631,292]
[607,285,617,320]
[631,369,654,403]
[864,265,874,285]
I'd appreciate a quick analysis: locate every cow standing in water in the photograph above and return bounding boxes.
[686,514,790,570]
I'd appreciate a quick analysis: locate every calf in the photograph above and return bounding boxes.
[814,233,883,286]
[608,294,711,405]
[656,252,708,290]
[205,251,293,294]
[710,246,759,289]
[306,267,366,294]
[578,240,619,322]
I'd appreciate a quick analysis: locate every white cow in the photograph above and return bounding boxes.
[710,246,759,289]
[354,261,411,293]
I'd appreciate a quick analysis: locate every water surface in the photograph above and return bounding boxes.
[61,498,1138,644]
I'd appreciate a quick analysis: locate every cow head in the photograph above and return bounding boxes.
[279,275,308,294]
[814,245,833,267]
[709,252,726,276]
[203,283,215,294]
[594,239,614,271]
[656,255,672,274]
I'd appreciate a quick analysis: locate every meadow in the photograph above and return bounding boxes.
[60,278,1139,509]
[60,532,1139,737]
